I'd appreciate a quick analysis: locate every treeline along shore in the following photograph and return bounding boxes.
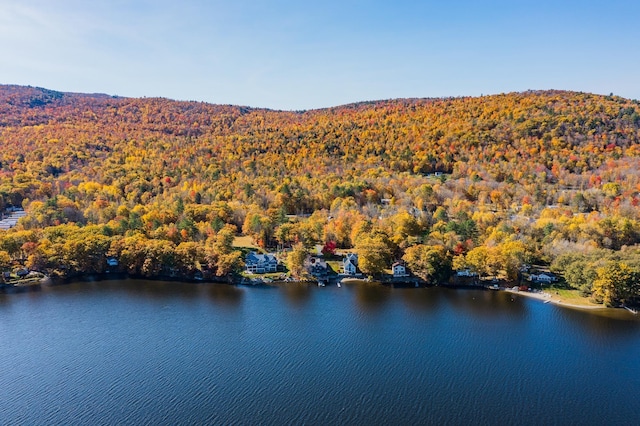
[0,85,639,308]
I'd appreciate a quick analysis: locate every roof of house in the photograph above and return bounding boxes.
[246,251,277,264]
[308,257,327,267]
[343,253,358,263]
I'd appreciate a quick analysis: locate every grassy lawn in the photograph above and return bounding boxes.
[232,235,258,248]
[232,235,267,257]
[326,260,342,274]
[546,286,599,306]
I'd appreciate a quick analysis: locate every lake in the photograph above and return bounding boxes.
[1,279,639,425]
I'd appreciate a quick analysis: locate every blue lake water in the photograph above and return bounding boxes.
[1,280,639,425]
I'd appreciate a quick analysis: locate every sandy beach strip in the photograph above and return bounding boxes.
[504,289,605,310]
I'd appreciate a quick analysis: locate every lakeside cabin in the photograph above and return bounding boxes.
[392,262,408,277]
[456,269,478,277]
[245,251,278,274]
[343,253,358,275]
[307,257,328,280]
[529,272,557,283]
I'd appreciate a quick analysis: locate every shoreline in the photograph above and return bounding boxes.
[504,288,607,311]
[3,272,631,315]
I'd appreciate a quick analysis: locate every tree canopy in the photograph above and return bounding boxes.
[0,85,639,305]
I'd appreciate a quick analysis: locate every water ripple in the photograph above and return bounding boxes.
[1,280,639,425]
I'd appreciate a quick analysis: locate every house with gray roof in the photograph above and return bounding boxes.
[343,253,358,275]
[245,251,278,274]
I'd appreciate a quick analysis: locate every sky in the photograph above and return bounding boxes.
[0,0,639,110]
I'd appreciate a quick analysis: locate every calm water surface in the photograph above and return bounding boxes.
[1,280,639,425]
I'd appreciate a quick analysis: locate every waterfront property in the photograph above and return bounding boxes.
[342,253,358,275]
[392,262,408,277]
[306,257,328,280]
[456,268,478,277]
[529,272,557,283]
[0,268,46,288]
[245,251,278,274]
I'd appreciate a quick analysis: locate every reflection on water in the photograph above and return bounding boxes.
[443,288,527,318]
[207,284,244,308]
[557,307,640,338]
[280,282,313,307]
[25,280,640,327]
[120,280,203,300]
[44,279,204,301]
[349,282,392,312]
[1,278,640,426]
[348,283,527,318]
[559,305,640,321]
[398,287,441,312]
[46,280,248,310]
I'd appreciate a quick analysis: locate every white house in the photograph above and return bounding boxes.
[456,269,478,277]
[245,251,278,274]
[343,253,358,275]
[529,273,557,283]
[392,262,408,277]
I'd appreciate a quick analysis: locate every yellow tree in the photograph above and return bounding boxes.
[592,261,637,307]
[286,243,309,279]
[0,250,11,272]
[402,244,451,283]
[464,246,489,277]
[175,242,205,275]
[498,240,527,281]
[355,232,393,276]
[388,210,422,248]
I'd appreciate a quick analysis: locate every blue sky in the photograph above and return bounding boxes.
[0,0,638,110]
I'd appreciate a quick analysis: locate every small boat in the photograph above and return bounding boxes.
[337,282,341,288]
[543,300,550,304]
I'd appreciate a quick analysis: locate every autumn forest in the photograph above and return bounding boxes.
[1,85,639,306]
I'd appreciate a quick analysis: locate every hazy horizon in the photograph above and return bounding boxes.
[4,83,636,112]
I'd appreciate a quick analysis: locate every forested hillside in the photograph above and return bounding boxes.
[1,85,639,305]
